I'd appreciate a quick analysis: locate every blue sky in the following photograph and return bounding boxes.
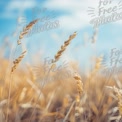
[0,0,122,73]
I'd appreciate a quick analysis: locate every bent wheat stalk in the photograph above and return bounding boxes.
[13,19,38,60]
[6,51,27,122]
[17,19,39,45]
[43,32,77,87]
[6,19,38,122]
[13,19,38,61]
[52,32,77,63]
[11,51,27,73]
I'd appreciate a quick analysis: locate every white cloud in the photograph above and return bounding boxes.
[58,11,90,30]
[44,0,122,30]
[44,0,98,30]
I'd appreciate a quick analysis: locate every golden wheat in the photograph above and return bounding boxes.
[11,50,27,73]
[52,32,77,63]
[89,55,103,81]
[74,72,83,119]
[112,86,122,116]
[17,19,39,45]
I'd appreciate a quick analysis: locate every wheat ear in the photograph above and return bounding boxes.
[17,19,39,45]
[74,72,83,118]
[11,50,27,73]
[112,86,122,116]
[106,86,122,118]
[89,55,103,81]
[52,32,77,63]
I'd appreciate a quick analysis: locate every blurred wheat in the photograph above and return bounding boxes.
[0,24,121,122]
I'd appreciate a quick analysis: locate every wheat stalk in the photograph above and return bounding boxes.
[52,32,77,63]
[63,101,76,122]
[17,19,39,45]
[11,50,27,73]
[6,50,26,122]
[42,32,77,87]
[5,19,39,122]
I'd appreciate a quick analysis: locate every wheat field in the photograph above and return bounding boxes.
[0,19,122,122]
